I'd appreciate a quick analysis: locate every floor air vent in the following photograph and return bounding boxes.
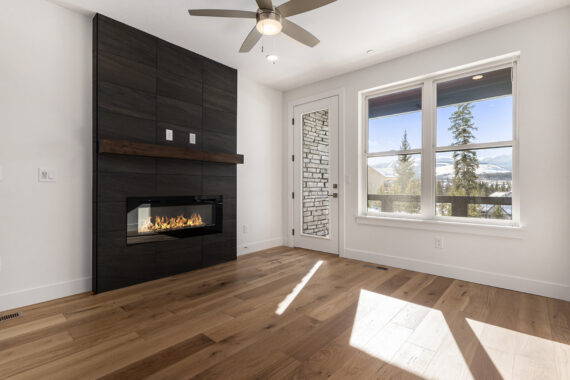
[0,312,22,322]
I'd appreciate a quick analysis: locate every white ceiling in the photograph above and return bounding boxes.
[51,0,569,91]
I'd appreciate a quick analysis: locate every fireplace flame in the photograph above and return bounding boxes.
[139,213,206,233]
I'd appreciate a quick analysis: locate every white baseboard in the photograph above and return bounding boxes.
[238,237,286,256]
[343,248,570,302]
[0,277,92,312]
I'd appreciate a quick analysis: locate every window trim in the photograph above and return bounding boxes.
[359,54,520,228]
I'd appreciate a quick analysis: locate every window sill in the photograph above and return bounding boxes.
[355,215,524,239]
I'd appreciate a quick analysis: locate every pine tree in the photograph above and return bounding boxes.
[492,205,506,219]
[449,103,479,195]
[395,130,416,193]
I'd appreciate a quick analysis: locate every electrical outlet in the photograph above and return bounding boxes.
[38,168,56,182]
[189,133,196,144]
[165,129,173,141]
[435,237,444,249]
[243,225,248,234]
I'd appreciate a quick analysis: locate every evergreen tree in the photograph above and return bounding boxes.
[392,130,421,213]
[395,130,416,193]
[492,205,506,219]
[449,103,479,195]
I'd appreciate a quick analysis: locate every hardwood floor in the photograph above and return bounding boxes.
[1,247,568,379]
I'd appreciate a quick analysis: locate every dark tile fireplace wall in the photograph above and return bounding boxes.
[93,14,237,293]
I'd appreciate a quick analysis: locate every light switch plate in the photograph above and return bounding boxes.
[166,129,173,141]
[38,168,56,182]
[189,133,196,144]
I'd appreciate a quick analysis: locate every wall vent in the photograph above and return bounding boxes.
[0,312,22,322]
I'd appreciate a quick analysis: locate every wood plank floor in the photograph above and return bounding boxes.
[1,247,568,379]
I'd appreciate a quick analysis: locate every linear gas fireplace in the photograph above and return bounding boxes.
[126,195,223,245]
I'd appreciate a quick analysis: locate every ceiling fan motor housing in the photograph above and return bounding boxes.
[256,10,283,35]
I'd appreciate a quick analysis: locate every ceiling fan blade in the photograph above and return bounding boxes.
[188,9,257,18]
[239,26,262,52]
[277,0,336,17]
[256,0,274,10]
[281,19,319,47]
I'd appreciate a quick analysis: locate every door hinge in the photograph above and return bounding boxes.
[292,192,295,199]
[292,118,295,126]
[292,154,295,162]
[292,228,295,236]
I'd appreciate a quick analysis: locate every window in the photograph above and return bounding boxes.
[362,59,517,225]
[366,87,422,215]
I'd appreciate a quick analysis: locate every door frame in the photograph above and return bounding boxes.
[287,88,345,256]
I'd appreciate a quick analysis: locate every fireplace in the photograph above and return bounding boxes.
[126,195,223,245]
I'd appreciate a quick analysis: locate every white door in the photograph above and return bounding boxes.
[293,96,339,254]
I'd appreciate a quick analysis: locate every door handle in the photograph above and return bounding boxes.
[328,193,338,198]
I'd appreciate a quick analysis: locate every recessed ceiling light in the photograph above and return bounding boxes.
[472,74,484,80]
[266,54,278,63]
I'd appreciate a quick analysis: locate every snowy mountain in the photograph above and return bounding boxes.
[372,154,511,182]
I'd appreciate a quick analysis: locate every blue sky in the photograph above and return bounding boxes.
[368,96,513,160]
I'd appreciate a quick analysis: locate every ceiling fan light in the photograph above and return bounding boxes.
[266,54,279,63]
[256,18,282,35]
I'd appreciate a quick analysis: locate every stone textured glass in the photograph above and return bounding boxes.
[302,110,330,237]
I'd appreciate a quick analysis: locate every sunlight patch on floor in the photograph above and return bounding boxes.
[275,260,323,315]
[349,289,473,379]
[467,318,570,380]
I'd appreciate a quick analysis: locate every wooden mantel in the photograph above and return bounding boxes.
[99,139,244,164]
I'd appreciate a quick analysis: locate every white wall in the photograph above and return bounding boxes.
[284,8,570,301]
[237,74,285,255]
[0,0,93,311]
[0,1,285,311]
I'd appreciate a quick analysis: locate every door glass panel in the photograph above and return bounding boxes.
[302,109,330,237]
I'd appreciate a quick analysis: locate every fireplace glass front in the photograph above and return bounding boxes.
[126,195,223,245]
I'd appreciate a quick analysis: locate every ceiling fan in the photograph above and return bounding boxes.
[188,0,336,52]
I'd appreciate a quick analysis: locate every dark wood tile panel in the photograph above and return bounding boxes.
[202,176,237,199]
[155,174,202,196]
[98,15,156,67]
[157,70,202,105]
[97,202,126,233]
[203,58,237,92]
[203,107,237,136]
[155,158,202,176]
[157,39,203,83]
[93,14,238,293]
[98,172,156,202]
[204,85,237,115]
[156,96,202,129]
[98,110,156,143]
[98,155,156,174]
[98,82,155,120]
[202,162,237,177]
[203,131,237,154]
[156,240,204,278]
[98,52,156,94]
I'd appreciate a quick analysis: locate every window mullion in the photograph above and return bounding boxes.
[367,149,422,157]
[421,80,435,219]
[435,140,513,152]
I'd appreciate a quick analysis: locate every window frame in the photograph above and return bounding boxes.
[359,56,520,227]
